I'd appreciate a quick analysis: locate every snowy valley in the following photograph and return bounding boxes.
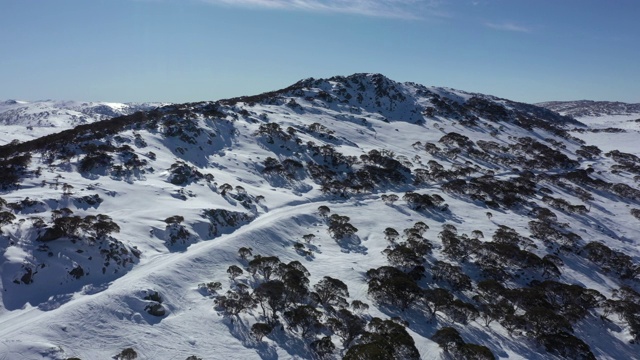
[0,74,639,360]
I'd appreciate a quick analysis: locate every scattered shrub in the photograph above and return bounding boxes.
[115,348,137,360]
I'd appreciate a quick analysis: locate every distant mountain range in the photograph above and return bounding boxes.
[538,100,640,118]
[0,99,167,128]
[3,95,638,132]
[0,74,639,360]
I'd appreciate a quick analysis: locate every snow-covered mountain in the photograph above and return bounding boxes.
[0,74,639,360]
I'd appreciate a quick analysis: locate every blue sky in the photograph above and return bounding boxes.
[1,0,638,103]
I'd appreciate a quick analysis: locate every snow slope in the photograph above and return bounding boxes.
[0,74,639,360]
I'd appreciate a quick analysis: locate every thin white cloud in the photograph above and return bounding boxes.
[485,21,532,33]
[198,0,443,19]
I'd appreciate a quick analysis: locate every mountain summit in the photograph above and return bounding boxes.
[223,73,580,127]
[0,74,638,360]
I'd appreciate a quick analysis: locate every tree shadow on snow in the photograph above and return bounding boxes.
[375,303,438,339]
[223,316,278,360]
[575,317,637,360]
[36,293,73,311]
[335,235,367,255]
[560,254,620,290]
[463,325,538,360]
[267,325,314,359]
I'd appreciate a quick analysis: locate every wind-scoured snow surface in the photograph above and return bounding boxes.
[0,100,167,145]
[0,74,639,359]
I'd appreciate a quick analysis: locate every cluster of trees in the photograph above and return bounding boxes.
[327,213,358,239]
[300,73,411,113]
[38,210,121,243]
[217,184,256,210]
[439,132,474,148]
[306,122,336,140]
[368,224,481,327]
[510,136,579,170]
[425,92,577,137]
[0,210,16,228]
[360,149,406,171]
[214,250,420,359]
[576,145,602,160]
[428,131,579,177]
[5,196,46,213]
[515,113,581,140]
[423,94,474,122]
[431,327,494,360]
[162,215,193,246]
[160,113,210,145]
[541,195,589,214]
[382,222,432,272]
[439,225,558,281]
[270,136,414,196]
[556,169,610,191]
[443,173,536,209]
[343,318,419,359]
[465,96,513,122]
[580,242,639,280]
[604,286,640,342]
[254,122,296,144]
[10,208,140,284]
[473,279,600,359]
[476,139,508,154]
[306,142,355,168]
[78,143,117,173]
[261,157,304,180]
[611,182,640,201]
[78,142,152,181]
[201,208,254,238]
[367,216,631,359]
[250,116,613,223]
[114,347,138,360]
[606,149,640,175]
[528,217,583,252]
[110,145,149,179]
[0,153,32,188]
[306,146,410,196]
[551,168,640,203]
[413,158,479,184]
[167,161,209,185]
[606,150,640,167]
[402,191,446,211]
